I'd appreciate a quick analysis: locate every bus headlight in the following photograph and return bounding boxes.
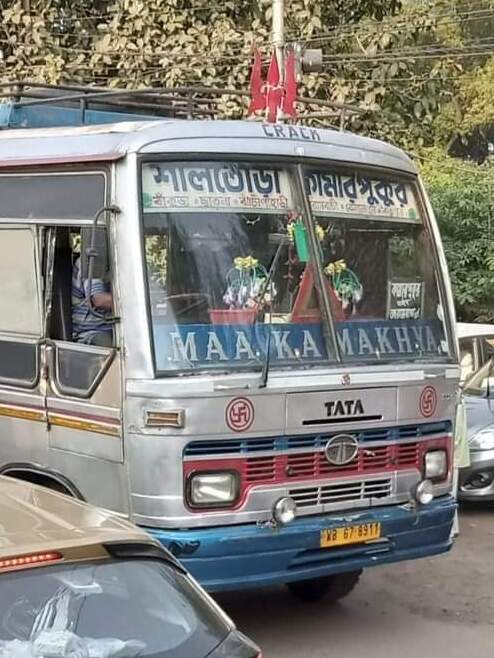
[424,449,448,481]
[273,497,297,524]
[188,472,239,508]
[413,479,434,505]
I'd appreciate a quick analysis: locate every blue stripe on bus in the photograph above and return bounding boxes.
[183,420,452,457]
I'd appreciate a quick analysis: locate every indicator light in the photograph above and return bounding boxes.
[0,552,63,572]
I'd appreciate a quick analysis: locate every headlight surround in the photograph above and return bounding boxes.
[424,449,448,481]
[470,429,494,451]
[187,471,240,509]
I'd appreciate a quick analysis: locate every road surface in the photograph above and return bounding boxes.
[217,504,494,657]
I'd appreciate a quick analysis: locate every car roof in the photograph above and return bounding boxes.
[0,475,154,559]
[457,322,494,339]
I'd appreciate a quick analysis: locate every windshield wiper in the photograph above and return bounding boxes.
[259,329,272,389]
[257,237,287,388]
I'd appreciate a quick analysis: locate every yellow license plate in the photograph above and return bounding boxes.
[320,522,381,548]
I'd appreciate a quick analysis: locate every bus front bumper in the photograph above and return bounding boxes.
[146,495,455,592]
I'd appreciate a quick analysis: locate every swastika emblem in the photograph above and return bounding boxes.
[226,397,254,432]
[419,386,437,418]
[341,373,351,386]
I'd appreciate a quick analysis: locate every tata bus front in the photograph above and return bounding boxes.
[131,154,457,602]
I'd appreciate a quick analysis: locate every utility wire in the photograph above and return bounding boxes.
[8,4,494,58]
[32,9,494,57]
[321,49,494,65]
[322,35,494,60]
[3,5,493,68]
[3,3,494,76]
[17,3,242,21]
[285,5,494,45]
[4,33,494,68]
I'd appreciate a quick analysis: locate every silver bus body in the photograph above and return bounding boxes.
[0,118,459,590]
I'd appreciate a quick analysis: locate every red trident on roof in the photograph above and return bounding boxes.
[282,50,297,118]
[248,48,265,114]
[248,48,298,122]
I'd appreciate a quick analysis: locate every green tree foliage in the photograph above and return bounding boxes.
[0,0,485,148]
[433,0,494,160]
[421,151,494,321]
[0,0,401,86]
[2,0,494,150]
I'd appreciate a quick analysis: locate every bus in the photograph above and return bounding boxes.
[0,83,458,602]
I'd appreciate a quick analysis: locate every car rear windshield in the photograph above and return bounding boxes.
[0,558,229,658]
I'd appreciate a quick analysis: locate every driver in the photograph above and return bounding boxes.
[72,256,113,347]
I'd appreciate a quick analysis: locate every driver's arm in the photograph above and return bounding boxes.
[92,292,112,311]
[84,278,113,312]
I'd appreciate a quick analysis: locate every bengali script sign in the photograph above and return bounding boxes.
[152,319,445,370]
[142,163,294,213]
[305,170,420,222]
[387,280,424,320]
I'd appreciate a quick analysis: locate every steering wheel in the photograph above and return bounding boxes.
[163,293,211,318]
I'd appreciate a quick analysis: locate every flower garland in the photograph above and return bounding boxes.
[286,217,326,243]
[315,223,326,242]
[223,256,276,310]
[324,259,363,313]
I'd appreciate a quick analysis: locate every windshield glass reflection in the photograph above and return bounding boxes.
[0,559,226,658]
[141,160,451,375]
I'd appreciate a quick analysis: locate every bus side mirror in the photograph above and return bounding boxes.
[80,226,109,280]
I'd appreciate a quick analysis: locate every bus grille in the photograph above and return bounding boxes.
[243,441,419,484]
[289,477,393,508]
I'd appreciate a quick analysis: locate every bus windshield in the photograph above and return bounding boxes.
[141,160,451,375]
[304,166,450,364]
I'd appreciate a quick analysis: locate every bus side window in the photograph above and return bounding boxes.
[47,226,115,398]
[0,226,41,388]
[49,227,114,347]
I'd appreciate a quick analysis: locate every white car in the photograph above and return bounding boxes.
[458,322,494,383]
[457,322,494,502]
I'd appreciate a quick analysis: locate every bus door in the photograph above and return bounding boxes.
[0,224,47,467]
[44,221,125,510]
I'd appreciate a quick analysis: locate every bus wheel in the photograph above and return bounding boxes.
[286,570,362,604]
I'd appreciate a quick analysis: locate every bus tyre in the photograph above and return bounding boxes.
[287,570,362,604]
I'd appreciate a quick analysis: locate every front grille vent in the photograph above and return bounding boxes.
[244,442,419,483]
[289,477,393,508]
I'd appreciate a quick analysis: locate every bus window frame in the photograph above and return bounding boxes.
[32,165,119,401]
[0,337,40,389]
[0,165,116,400]
[0,170,108,225]
[138,154,340,377]
[137,152,457,377]
[0,224,44,338]
[47,340,116,400]
[0,222,43,389]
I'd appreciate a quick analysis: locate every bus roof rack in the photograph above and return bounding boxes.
[0,81,366,130]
